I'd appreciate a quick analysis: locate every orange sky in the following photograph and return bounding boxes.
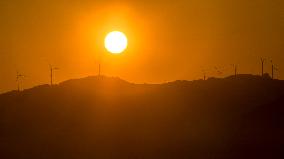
[0,0,284,92]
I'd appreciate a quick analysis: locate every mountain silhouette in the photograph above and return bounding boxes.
[0,75,283,159]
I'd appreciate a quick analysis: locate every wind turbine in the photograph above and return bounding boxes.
[271,60,274,79]
[16,71,25,92]
[49,64,59,86]
[202,69,207,80]
[270,60,279,80]
[261,58,266,77]
[274,67,279,79]
[231,64,238,78]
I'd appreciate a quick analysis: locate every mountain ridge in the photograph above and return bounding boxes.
[0,74,283,159]
[0,73,279,96]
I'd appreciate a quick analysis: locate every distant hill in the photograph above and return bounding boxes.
[0,75,283,159]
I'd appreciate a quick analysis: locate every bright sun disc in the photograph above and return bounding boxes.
[105,31,128,54]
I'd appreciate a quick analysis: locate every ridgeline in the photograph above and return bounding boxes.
[0,75,283,159]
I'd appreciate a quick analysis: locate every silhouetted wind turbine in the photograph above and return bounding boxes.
[49,64,59,86]
[231,64,238,78]
[271,60,274,79]
[261,58,265,77]
[270,60,278,80]
[202,69,206,80]
[274,67,279,79]
[16,71,25,92]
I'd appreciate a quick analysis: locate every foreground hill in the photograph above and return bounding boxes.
[0,75,283,159]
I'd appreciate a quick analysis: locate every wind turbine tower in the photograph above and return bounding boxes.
[270,60,278,80]
[202,69,206,80]
[235,65,238,78]
[261,58,265,77]
[49,64,59,86]
[271,60,274,79]
[16,71,25,92]
[231,64,238,78]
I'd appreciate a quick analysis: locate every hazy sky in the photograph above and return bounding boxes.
[0,0,283,92]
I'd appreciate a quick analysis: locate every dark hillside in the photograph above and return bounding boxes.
[0,75,283,159]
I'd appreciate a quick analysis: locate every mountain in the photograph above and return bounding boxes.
[0,75,283,159]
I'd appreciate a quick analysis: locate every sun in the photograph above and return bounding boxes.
[104,31,128,54]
